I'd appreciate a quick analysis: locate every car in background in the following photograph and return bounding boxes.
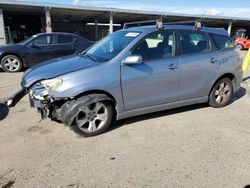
[234,29,250,50]
[0,32,93,72]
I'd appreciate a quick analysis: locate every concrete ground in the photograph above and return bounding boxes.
[1,51,250,188]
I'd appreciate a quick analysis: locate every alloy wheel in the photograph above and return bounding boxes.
[75,102,108,133]
[2,57,21,72]
[214,82,231,104]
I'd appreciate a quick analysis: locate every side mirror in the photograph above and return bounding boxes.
[123,55,142,65]
[29,42,38,48]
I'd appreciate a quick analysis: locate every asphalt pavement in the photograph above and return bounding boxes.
[0,52,250,188]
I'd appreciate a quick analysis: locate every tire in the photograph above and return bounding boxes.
[1,55,23,72]
[236,44,243,50]
[209,78,233,108]
[71,99,113,137]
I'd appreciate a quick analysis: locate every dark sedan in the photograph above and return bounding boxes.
[0,32,93,72]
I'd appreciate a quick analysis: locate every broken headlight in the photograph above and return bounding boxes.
[30,78,63,100]
[40,78,63,93]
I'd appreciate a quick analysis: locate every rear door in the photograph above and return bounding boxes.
[53,34,77,58]
[121,30,180,110]
[178,30,220,100]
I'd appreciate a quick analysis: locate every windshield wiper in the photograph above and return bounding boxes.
[82,54,97,62]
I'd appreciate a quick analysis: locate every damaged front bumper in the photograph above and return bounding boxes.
[6,86,114,127]
[6,84,59,120]
[6,81,72,123]
[6,88,28,108]
[28,83,62,120]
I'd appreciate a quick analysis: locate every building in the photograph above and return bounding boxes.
[0,0,250,45]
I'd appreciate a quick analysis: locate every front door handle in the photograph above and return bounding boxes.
[46,46,53,49]
[168,63,179,70]
[210,58,218,64]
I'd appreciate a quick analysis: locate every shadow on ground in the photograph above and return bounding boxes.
[0,103,9,121]
[109,103,208,132]
[108,86,246,132]
[231,86,246,103]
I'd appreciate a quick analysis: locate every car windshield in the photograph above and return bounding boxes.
[18,35,36,44]
[80,31,141,62]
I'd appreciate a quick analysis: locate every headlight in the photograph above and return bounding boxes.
[40,78,63,92]
[30,78,63,100]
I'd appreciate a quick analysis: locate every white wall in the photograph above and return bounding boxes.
[0,9,6,45]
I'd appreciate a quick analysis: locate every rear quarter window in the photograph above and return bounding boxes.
[211,34,234,49]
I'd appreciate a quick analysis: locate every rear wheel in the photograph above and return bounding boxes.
[209,78,233,108]
[71,99,113,137]
[1,55,23,72]
[236,44,243,50]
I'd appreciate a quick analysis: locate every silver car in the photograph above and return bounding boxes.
[7,21,243,137]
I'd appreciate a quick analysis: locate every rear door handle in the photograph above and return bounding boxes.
[210,58,218,64]
[168,63,179,70]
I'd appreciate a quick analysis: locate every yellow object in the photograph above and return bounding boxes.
[242,48,250,76]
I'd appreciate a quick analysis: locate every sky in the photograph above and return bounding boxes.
[28,0,250,18]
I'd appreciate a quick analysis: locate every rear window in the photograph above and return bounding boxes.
[57,35,74,44]
[211,34,234,49]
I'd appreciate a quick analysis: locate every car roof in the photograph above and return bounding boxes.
[124,24,229,36]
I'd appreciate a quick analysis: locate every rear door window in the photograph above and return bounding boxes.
[179,31,211,55]
[211,34,234,49]
[57,35,74,44]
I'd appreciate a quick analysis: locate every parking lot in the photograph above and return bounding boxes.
[0,51,250,188]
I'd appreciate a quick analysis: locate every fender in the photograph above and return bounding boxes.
[52,94,114,126]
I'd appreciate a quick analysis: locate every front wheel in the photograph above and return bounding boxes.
[209,78,233,108]
[71,100,113,137]
[1,55,23,72]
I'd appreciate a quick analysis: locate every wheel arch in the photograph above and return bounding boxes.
[209,73,236,96]
[60,89,118,126]
[236,43,244,49]
[74,89,117,107]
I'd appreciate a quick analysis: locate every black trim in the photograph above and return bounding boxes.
[5,88,28,108]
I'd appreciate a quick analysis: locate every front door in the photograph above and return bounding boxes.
[25,34,56,66]
[121,30,180,110]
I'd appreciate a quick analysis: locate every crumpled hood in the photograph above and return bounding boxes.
[21,55,98,87]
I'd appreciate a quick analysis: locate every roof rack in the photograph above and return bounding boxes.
[165,20,202,29]
[123,19,163,29]
[123,19,202,29]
